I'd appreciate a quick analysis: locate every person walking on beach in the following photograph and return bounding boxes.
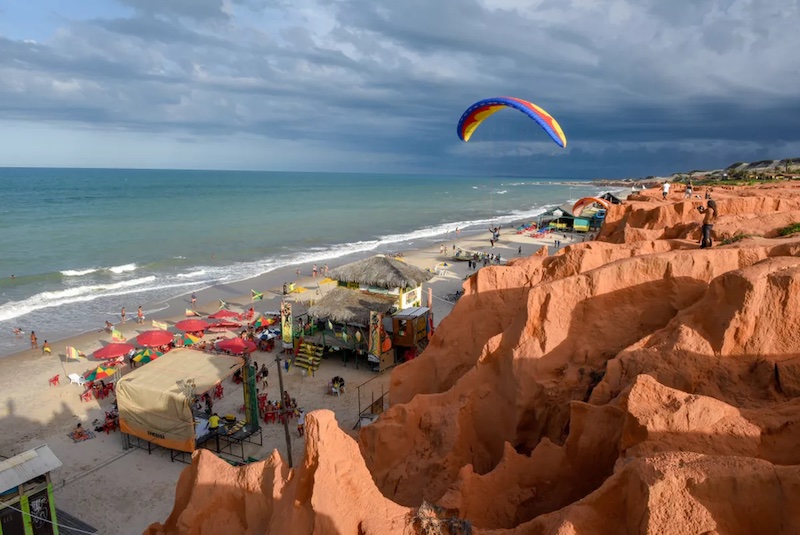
[312,264,318,277]
[42,340,51,355]
[518,246,522,255]
[30,331,38,350]
[698,199,717,248]
[121,307,126,324]
[191,292,197,309]
[324,264,329,276]
[137,306,144,325]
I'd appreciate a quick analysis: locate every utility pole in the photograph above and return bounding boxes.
[275,351,293,467]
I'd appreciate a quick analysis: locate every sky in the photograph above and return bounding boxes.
[0,0,799,178]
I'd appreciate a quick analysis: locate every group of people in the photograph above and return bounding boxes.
[118,305,146,325]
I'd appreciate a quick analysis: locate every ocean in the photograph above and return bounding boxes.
[0,168,608,356]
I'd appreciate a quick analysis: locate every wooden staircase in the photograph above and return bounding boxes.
[293,342,323,374]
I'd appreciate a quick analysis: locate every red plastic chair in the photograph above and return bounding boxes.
[264,411,276,424]
[48,374,60,386]
[213,383,224,399]
[80,390,93,403]
[103,419,118,434]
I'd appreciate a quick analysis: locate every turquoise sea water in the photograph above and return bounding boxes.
[0,168,606,355]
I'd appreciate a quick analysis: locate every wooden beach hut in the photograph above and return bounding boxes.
[540,203,576,230]
[306,255,433,370]
[327,254,434,311]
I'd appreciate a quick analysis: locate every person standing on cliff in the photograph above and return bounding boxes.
[662,181,671,200]
[698,199,717,248]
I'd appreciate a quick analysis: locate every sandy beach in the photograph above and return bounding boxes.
[0,223,583,534]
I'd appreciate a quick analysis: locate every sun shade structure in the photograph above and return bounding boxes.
[307,287,397,327]
[328,254,433,289]
[136,329,174,347]
[94,343,134,360]
[116,349,244,452]
[215,338,257,354]
[174,319,209,332]
[208,310,242,320]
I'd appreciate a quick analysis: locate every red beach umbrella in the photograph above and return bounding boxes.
[174,319,209,332]
[215,338,257,354]
[207,321,241,332]
[136,329,174,347]
[94,343,135,360]
[208,310,242,320]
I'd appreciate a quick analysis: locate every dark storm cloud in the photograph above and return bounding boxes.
[0,0,798,175]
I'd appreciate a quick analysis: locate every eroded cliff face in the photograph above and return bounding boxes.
[150,183,800,535]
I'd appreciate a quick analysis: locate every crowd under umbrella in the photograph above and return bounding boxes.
[84,365,116,382]
[174,319,208,332]
[94,343,135,360]
[215,338,256,354]
[136,329,174,347]
[132,348,162,365]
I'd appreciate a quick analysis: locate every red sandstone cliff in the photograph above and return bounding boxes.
[149,182,800,535]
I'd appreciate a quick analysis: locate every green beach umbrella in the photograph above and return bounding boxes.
[132,348,163,364]
[84,365,116,382]
[181,333,201,347]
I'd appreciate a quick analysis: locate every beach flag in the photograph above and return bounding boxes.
[66,346,86,361]
[111,329,126,342]
[152,319,168,330]
[251,290,263,302]
[219,299,230,310]
[185,308,200,317]
[327,320,333,331]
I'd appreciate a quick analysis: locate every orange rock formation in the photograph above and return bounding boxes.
[149,182,800,534]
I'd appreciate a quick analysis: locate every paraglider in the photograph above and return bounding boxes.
[457,97,567,148]
[572,197,611,217]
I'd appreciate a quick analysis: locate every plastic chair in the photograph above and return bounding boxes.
[48,374,60,387]
[213,383,224,399]
[80,390,93,403]
[68,373,86,386]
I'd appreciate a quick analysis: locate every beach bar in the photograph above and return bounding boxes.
[307,255,433,370]
[116,349,244,454]
[327,254,433,311]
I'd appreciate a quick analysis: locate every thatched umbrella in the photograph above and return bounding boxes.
[328,255,433,290]
[307,287,396,327]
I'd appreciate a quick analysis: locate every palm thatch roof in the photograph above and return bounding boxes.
[307,287,396,326]
[329,255,433,289]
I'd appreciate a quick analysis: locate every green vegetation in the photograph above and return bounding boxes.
[410,502,473,535]
[721,233,759,245]
[778,223,800,237]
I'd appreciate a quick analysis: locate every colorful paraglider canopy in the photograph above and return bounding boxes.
[457,97,567,148]
[572,197,611,217]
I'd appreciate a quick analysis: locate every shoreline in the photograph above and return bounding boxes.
[0,196,593,533]
[0,218,584,533]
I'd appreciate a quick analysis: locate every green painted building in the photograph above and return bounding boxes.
[0,445,61,535]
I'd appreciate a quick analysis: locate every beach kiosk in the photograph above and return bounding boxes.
[307,255,433,369]
[116,349,258,461]
[0,445,68,535]
[327,255,433,312]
